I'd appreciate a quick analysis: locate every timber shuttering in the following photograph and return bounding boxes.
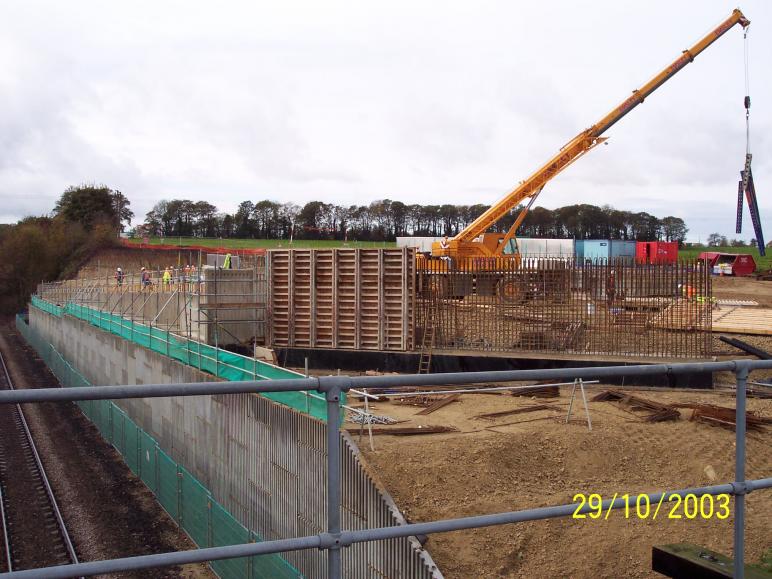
[268,248,415,351]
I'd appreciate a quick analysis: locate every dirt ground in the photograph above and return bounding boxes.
[0,323,214,579]
[353,384,772,578]
[709,276,772,363]
[712,276,772,307]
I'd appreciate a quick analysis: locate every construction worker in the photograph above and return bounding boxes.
[223,253,232,269]
[162,267,172,288]
[606,271,616,306]
[439,236,451,265]
[141,267,152,289]
[114,267,124,287]
[679,284,696,299]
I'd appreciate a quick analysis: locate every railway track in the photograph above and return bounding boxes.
[0,347,79,574]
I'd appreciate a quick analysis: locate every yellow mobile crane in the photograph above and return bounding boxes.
[427,8,750,269]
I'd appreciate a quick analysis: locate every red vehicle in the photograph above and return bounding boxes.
[636,241,678,264]
[698,252,756,276]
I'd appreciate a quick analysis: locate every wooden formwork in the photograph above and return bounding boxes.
[267,248,414,351]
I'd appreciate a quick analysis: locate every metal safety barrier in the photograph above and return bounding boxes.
[0,359,770,579]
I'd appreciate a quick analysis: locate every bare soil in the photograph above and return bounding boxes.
[712,276,772,307]
[354,384,772,578]
[709,276,772,370]
[0,322,214,579]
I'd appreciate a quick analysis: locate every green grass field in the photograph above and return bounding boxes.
[126,238,769,270]
[126,237,397,249]
[679,245,771,271]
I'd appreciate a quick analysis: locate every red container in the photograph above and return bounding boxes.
[636,241,678,264]
[698,252,756,276]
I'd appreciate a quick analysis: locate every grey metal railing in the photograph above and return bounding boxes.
[0,360,770,579]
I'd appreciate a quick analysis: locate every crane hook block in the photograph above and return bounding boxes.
[744,95,751,110]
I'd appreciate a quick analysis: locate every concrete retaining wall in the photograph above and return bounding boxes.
[29,307,439,578]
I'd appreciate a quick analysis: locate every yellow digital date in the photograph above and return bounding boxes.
[571,493,731,520]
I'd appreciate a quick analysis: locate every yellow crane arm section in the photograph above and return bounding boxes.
[449,8,750,254]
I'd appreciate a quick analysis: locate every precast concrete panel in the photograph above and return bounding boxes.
[28,306,440,579]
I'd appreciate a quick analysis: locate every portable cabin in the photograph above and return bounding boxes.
[636,241,678,264]
[517,238,574,259]
[609,240,636,262]
[698,252,756,276]
[576,240,636,263]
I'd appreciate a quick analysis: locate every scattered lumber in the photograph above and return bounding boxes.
[392,393,445,407]
[592,390,680,422]
[686,404,769,432]
[511,384,560,398]
[416,393,461,415]
[475,404,561,420]
[345,425,459,436]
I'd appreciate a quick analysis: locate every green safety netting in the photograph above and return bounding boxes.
[30,295,338,421]
[15,315,302,579]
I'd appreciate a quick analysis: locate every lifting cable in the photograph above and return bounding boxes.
[737,25,765,255]
[744,26,751,156]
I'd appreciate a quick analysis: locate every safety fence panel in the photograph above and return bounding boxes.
[211,502,250,578]
[30,295,336,421]
[157,449,180,522]
[15,315,302,579]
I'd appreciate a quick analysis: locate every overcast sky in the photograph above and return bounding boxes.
[1,0,769,242]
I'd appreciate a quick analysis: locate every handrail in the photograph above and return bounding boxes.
[0,355,770,579]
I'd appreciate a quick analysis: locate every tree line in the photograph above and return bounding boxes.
[0,184,130,313]
[140,199,689,243]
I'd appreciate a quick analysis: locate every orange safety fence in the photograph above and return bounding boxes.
[120,239,267,255]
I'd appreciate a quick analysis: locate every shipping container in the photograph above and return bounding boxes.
[609,240,636,261]
[698,252,756,276]
[636,241,678,264]
[397,236,574,258]
[396,236,442,253]
[576,239,635,263]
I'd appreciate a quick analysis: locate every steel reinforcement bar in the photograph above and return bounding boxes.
[0,359,770,579]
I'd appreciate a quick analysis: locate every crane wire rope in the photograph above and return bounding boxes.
[744,26,750,155]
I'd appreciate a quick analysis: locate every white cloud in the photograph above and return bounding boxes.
[0,0,769,240]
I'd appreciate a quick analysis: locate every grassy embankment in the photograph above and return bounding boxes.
[679,245,771,271]
[126,238,770,270]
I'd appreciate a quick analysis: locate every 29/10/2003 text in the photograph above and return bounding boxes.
[572,493,730,520]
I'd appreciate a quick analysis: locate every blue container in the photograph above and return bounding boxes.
[575,240,585,260]
[577,239,636,263]
[580,240,612,261]
[609,240,636,262]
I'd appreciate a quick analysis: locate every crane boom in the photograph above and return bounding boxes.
[439,8,749,261]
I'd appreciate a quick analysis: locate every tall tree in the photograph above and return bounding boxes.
[660,216,688,244]
[54,184,130,231]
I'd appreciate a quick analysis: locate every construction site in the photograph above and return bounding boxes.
[4,236,768,578]
[0,6,770,579]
